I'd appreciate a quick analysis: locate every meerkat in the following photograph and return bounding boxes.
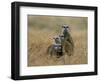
[53,36,61,44]
[61,25,74,56]
[47,36,63,58]
[59,34,64,45]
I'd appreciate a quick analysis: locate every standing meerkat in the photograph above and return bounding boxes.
[62,25,74,56]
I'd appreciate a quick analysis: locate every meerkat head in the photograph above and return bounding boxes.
[59,34,64,40]
[53,36,59,40]
[59,34,64,37]
[62,25,69,30]
[53,36,61,44]
[62,24,70,33]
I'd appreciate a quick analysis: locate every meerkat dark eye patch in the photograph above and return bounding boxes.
[62,25,65,28]
[56,37,59,39]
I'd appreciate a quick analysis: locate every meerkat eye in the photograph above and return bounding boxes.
[53,38,55,39]
[62,25,65,28]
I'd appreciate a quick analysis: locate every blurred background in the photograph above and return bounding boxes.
[28,15,87,31]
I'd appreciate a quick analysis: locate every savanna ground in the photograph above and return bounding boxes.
[28,15,88,66]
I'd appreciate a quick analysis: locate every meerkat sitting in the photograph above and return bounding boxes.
[47,36,63,58]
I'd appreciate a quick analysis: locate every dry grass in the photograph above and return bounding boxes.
[28,27,88,66]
